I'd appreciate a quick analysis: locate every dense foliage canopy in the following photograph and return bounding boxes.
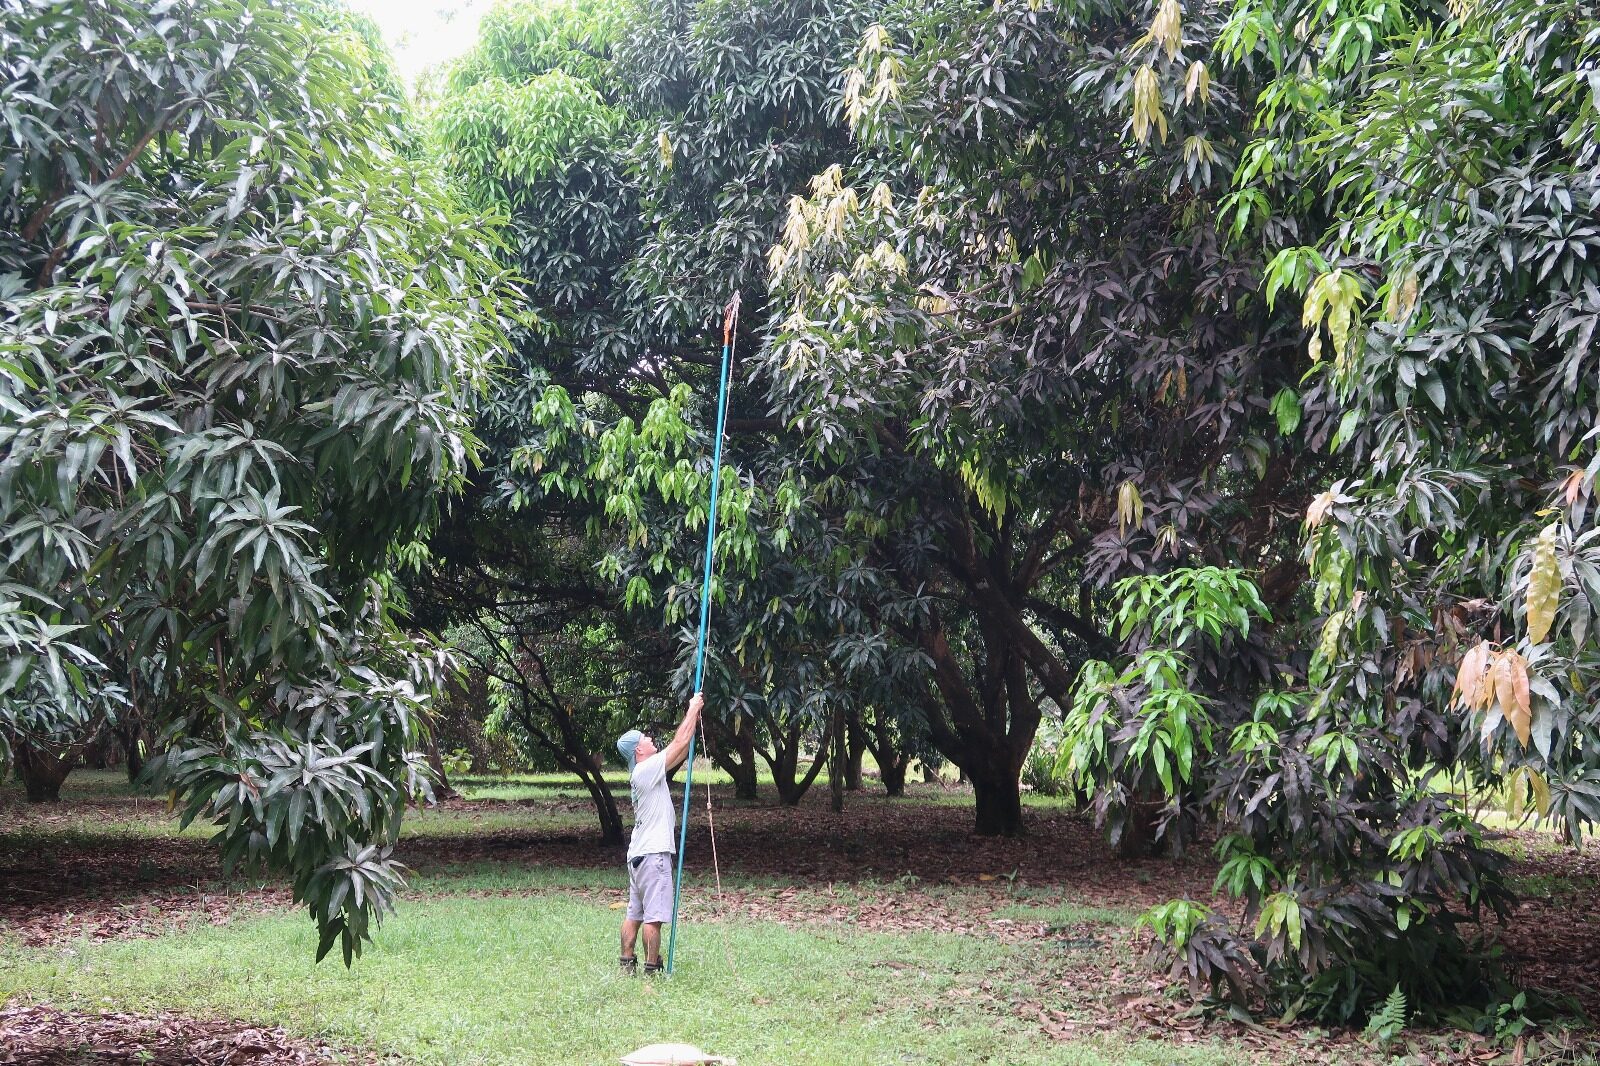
[0,0,513,962]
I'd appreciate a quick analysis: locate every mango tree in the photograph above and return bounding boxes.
[761,0,1324,834]
[0,0,514,962]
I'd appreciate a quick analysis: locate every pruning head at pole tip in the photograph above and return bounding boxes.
[723,291,741,345]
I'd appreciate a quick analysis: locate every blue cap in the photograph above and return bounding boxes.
[617,729,644,770]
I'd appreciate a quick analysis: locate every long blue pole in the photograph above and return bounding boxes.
[666,295,738,975]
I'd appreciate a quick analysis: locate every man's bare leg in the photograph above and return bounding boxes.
[621,919,642,971]
[642,921,663,966]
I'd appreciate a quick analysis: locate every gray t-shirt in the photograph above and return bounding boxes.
[627,752,676,860]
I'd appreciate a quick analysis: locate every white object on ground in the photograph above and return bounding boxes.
[620,1042,735,1065]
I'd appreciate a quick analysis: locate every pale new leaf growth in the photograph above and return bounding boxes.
[1117,480,1144,534]
[1132,66,1168,145]
[1184,134,1215,164]
[811,164,844,197]
[1151,0,1183,59]
[783,196,811,252]
[861,23,890,55]
[842,67,867,129]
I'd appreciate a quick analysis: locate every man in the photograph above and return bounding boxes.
[615,692,702,975]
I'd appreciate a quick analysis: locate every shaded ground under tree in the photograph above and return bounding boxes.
[4,772,1597,1036]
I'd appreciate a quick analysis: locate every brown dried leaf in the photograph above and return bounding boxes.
[1453,641,1493,711]
[1493,649,1533,747]
[1306,490,1335,528]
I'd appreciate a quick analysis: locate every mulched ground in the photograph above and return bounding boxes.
[1493,839,1600,1018]
[0,1004,380,1065]
[3,782,1597,1065]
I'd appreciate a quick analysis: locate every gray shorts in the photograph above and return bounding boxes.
[626,852,675,923]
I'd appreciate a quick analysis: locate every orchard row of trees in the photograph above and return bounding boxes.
[4,0,1598,1021]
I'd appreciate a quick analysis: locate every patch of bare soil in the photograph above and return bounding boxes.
[0,1003,379,1065]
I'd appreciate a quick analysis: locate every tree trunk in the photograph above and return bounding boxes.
[862,708,908,797]
[1115,795,1163,859]
[971,765,1025,837]
[15,741,77,803]
[582,764,625,846]
[120,719,147,784]
[423,727,459,800]
[913,609,1040,839]
[844,708,866,791]
[510,686,620,846]
[922,761,941,785]
[829,708,846,814]
[703,713,759,801]
[762,718,827,806]
[83,730,116,771]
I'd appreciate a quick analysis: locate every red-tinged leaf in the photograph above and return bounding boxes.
[1563,468,1586,505]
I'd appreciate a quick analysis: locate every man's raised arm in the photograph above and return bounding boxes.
[660,693,704,770]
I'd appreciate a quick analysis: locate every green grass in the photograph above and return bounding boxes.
[0,895,1260,1066]
[399,805,597,838]
[408,861,801,898]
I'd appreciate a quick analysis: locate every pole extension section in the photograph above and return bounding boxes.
[665,291,740,974]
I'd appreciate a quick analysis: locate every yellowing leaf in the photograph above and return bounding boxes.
[1528,768,1551,816]
[1382,269,1420,323]
[1184,61,1210,104]
[1303,270,1363,367]
[1527,522,1561,644]
[1506,766,1551,820]
[657,130,674,169]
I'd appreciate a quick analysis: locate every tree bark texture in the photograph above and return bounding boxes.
[15,740,80,803]
[844,707,866,791]
[829,707,846,813]
[862,708,908,797]
[757,714,827,806]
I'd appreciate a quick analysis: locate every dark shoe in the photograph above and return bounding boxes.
[620,956,638,975]
[643,960,663,976]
